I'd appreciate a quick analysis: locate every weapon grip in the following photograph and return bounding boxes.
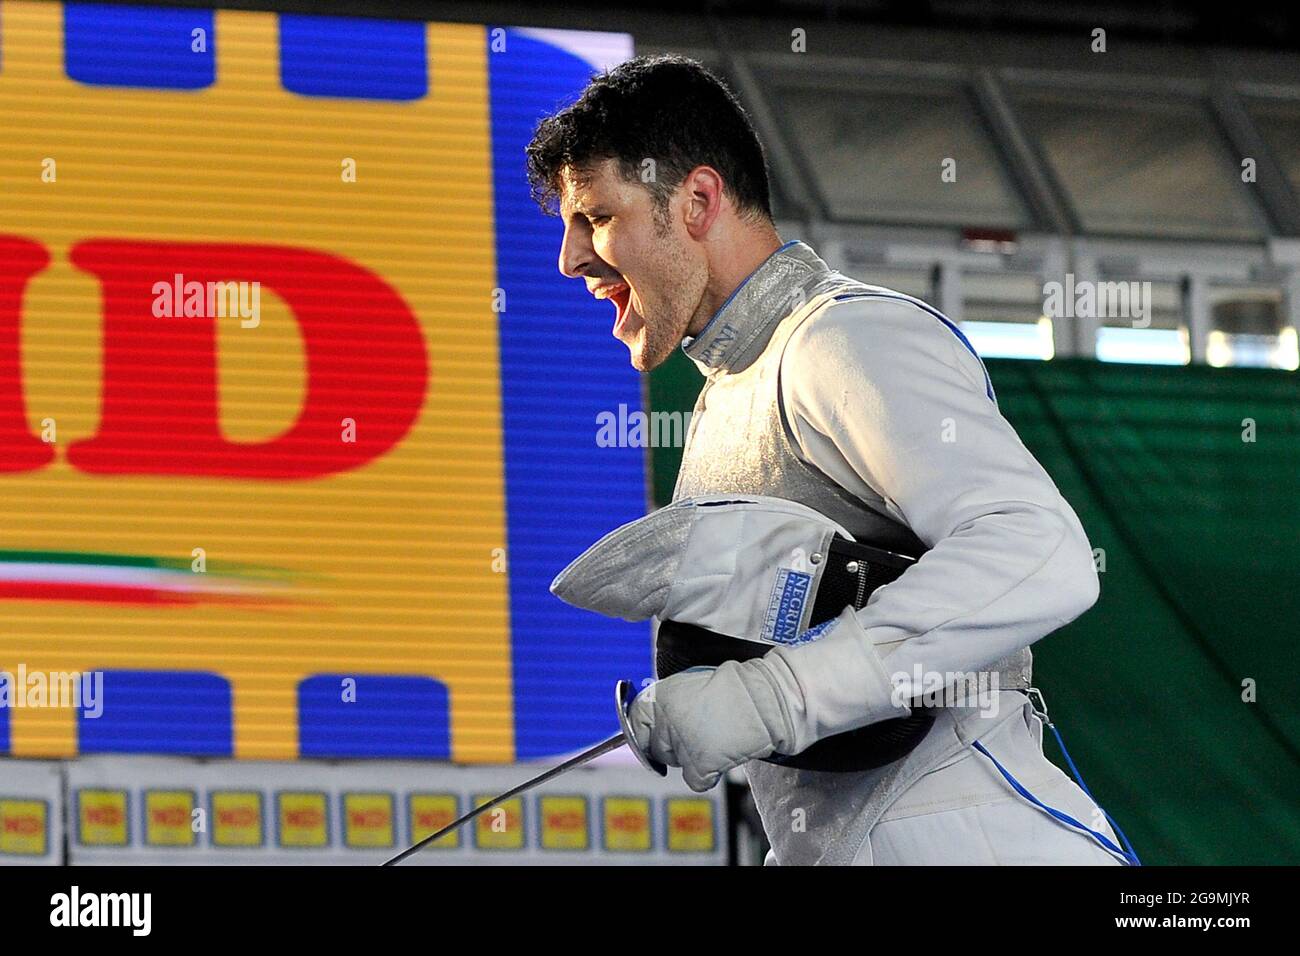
[616,680,668,777]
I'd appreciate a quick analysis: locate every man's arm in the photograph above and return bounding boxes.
[763,295,1100,754]
[626,295,1100,791]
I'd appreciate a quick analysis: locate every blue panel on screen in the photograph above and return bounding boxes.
[297,674,450,758]
[64,3,214,89]
[0,694,9,753]
[279,14,427,101]
[78,670,232,756]
[488,30,653,758]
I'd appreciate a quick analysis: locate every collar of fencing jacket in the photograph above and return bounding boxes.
[681,239,832,374]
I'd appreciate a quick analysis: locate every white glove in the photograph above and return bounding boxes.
[626,661,798,792]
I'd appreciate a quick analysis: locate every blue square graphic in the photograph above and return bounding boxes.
[78,670,233,756]
[279,14,427,101]
[298,675,450,758]
[65,3,214,90]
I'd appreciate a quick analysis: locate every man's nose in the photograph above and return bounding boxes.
[558,222,594,279]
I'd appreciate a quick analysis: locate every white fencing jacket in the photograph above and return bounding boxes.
[670,239,1101,864]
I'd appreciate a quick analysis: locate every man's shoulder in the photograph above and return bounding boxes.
[785,284,966,366]
[780,284,994,401]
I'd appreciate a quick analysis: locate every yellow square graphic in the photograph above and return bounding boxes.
[343,793,394,848]
[603,797,651,852]
[145,790,196,847]
[0,799,48,855]
[277,792,329,848]
[212,791,264,847]
[666,798,715,853]
[409,794,460,850]
[78,789,128,846]
[473,794,524,850]
[539,796,589,851]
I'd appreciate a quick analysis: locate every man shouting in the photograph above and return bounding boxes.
[526,54,1130,866]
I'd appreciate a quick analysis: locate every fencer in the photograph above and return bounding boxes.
[527,53,1134,865]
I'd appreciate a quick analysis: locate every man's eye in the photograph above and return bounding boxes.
[588,215,612,227]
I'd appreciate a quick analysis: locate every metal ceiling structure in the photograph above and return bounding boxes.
[642,13,1300,366]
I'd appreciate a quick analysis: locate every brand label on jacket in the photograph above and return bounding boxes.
[763,568,812,644]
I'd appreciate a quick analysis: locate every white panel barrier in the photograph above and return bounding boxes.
[0,760,64,865]
[57,756,725,866]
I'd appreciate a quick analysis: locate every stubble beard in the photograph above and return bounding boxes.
[629,313,681,372]
[627,214,704,372]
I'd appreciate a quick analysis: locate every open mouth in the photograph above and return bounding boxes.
[611,286,632,331]
[595,282,633,334]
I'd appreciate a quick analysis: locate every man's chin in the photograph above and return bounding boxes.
[618,316,678,372]
[628,349,654,373]
[625,337,672,373]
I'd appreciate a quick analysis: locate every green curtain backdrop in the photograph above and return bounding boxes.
[648,352,1300,865]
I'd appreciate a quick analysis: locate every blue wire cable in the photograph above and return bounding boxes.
[972,707,1142,866]
[972,740,1138,865]
[1043,721,1142,865]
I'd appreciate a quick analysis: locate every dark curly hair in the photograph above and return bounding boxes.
[525,54,774,226]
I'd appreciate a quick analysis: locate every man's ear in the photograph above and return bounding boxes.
[681,165,724,240]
